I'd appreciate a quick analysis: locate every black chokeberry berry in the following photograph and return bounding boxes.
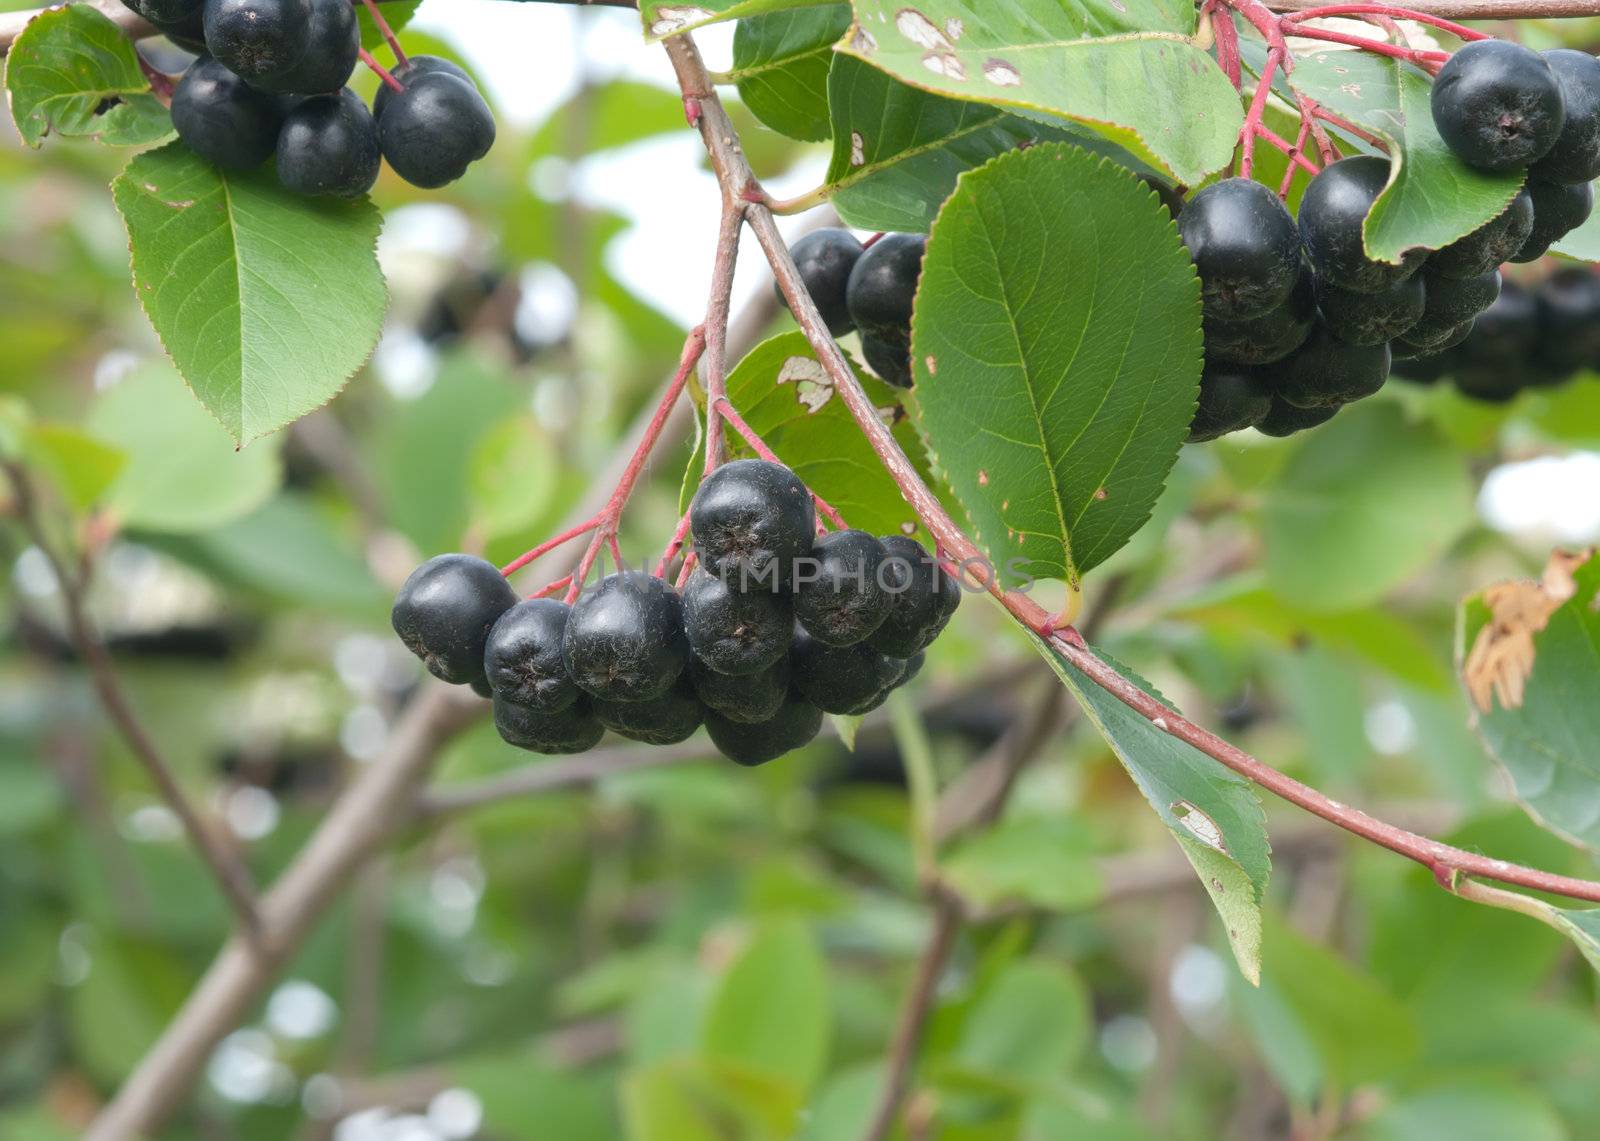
[690,459,815,590]
[391,553,518,686]
[681,566,792,676]
[1512,178,1594,262]
[1395,317,1475,359]
[1532,49,1600,184]
[1188,365,1272,442]
[483,598,581,713]
[1431,40,1566,172]
[1299,156,1426,293]
[1453,365,1527,403]
[561,571,689,703]
[866,535,959,658]
[595,676,704,746]
[202,0,312,86]
[373,55,473,119]
[171,55,285,170]
[1459,278,1538,369]
[1534,266,1600,374]
[277,88,380,198]
[793,529,891,647]
[494,695,605,755]
[845,233,925,339]
[860,332,912,389]
[377,71,496,189]
[126,0,202,29]
[781,228,863,336]
[1315,274,1425,347]
[791,631,906,715]
[1203,265,1316,366]
[1177,177,1304,321]
[705,693,824,767]
[1406,267,1500,347]
[1275,322,1391,408]
[1255,398,1338,437]
[690,653,790,724]
[1139,173,1185,220]
[249,0,356,94]
[1428,188,1534,279]
[469,676,494,700]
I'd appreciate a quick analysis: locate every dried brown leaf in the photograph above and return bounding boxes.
[1464,548,1595,713]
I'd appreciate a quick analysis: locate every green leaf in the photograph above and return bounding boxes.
[468,414,560,540]
[111,142,387,445]
[26,422,125,512]
[942,818,1103,913]
[730,5,851,143]
[1282,48,1522,263]
[86,365,282,533]
[912,143,1202,588]
[1551,907,1600,975]
[1554,203,1600,262]
[1040,642,1269,982]
[1236,914,1419,1101]
[5,4,174,148]
[701,917,831,1093]
[358,0,420,49]
[641,0,836,39]
[838,1,1243,186]
[1262,402,1474,613]
[1459,552,1600,854]
[686,331,928,538]
[822,53,1083,233]
[622,1057,796,1141]
[953,959,1090,1087]
[1358,1081,1566,1141]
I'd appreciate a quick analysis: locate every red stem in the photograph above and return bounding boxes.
[356,0,407,65]
[1238,46,1283,179]
[1282,3,1489,39]
[501,518,600,577]
[1280,120,1311,195]
[656,512,694,578]
[1286,23,1448,67]
[1211,3,1243,90]
[530,574,573,601]
[360,48,404,93]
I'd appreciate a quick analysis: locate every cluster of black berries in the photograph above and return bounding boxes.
[781,229,927,388]
[390,459,960,767]
[1392,267,1600,400]
[1182,170,1588,440]
[146,0,494,198]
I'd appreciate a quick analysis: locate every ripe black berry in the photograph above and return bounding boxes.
[791,631,906,715]
[1534,266,1600,374]
[1255,398,1338,438]
[690,653,790,724]
[494,695,604,755]
[202,0,312,86]
[1405,267,1500,346]
[249,0,356,94]
[595,677,704,746]
[1395,317,1475,359]
[1428,188,1534,279]
[483,598,581,713]
[561,571,688,702]
[690,459,815,590]
[1531,49,1600,184]
[171,56,285,170]
[1203,266,1316,366]
[469,676,494,700]
[377,71,496,189]
[860,331,912,389]
[1274,323,1392,409]
[391,553,518,686]
[1512,178,1594,262]
[276,88,380,198]
[1299,157,1426,293]
[681,567,792,676]
[1315,274,1425,347]
[781,228,863,336]
[126,0,202,29]
[373,55,473,119]
[1458,279,1538,369]
[1178,177,1303,321]
[866,535,959,657]
[793,529,891,647]
[705,693,823,767]
[1431,40,1566,172]
[1188,365,1271,442]
[845,233,925,339]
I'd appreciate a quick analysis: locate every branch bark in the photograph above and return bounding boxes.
[4,463,264,940]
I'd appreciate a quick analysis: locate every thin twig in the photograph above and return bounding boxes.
[4,463,265,941]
